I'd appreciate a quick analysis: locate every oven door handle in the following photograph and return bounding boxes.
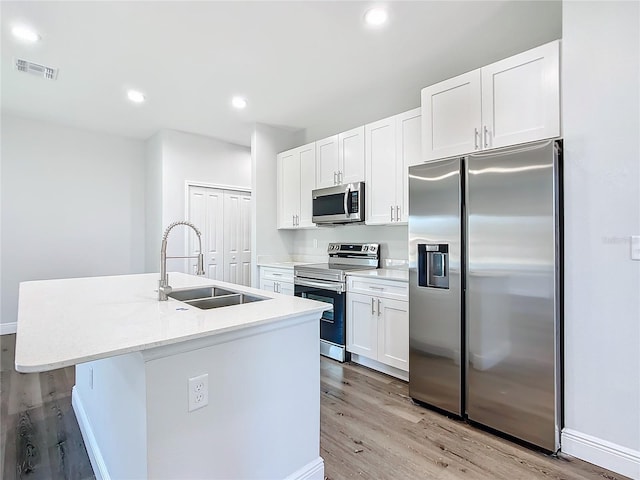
[295,277,344,293]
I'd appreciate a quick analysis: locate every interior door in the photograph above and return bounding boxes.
[223,190,252,286]
[188,186,224,280]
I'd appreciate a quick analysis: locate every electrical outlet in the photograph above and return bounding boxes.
[188,374,208,412]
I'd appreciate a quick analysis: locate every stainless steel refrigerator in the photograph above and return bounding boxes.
[408,139,561,451]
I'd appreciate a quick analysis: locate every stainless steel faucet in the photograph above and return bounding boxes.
[159,221,205,301]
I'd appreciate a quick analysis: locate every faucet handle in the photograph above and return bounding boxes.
[196,253,205,276]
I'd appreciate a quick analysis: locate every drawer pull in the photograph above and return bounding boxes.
[369,286,384,290]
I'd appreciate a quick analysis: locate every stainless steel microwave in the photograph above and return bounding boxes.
[312,182,365,224]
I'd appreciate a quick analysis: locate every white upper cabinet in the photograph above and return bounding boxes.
[277,143,316,229]
[421,40,560,161]
[315,135,340,189]
[316,126,365,188]
[365,108,420,225]
[481,41,560,149]
[338,126,365,185]
[396,108,422,223]
[298,144,316,228]
[365,116,398,225]
[421,70,482,161]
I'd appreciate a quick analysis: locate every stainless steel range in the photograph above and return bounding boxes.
[294,243,379,362]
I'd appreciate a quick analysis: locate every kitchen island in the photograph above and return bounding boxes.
[15,272,329,480]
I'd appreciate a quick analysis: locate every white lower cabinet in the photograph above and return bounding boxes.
[346,277,409,375]
[259,267,294,295]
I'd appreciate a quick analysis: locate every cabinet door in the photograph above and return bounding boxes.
[223,192,252,286]
[481,40,560,149]
[346,293,378,358]
[365,116,397,225]
[315,135,339,189]
[277,149,300,229]
[188,185,224,280]
[278,282,295,296]
[421,69,481,161]
[339,126,365,185]
[378,298,409,371]
[298,143,316,228]
[396,108,421,223]
[260,278,277,293]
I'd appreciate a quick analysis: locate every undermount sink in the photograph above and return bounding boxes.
[168,287,268,310]
[168,287,235,302]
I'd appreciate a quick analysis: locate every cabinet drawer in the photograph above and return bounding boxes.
[260,267,294,283]
[347,277,408,301]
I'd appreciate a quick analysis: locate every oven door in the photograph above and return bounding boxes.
[294,279,346,347]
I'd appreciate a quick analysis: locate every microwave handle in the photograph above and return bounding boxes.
[343,186,350,216]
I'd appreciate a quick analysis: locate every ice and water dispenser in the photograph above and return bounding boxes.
[418,244,449,289]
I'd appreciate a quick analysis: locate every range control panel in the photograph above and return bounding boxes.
[327,243,379,255]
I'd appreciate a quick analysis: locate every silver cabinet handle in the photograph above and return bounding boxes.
[338,171,343,184]
[377,299,382,316]
[483,125,489,148]
[371,297,375,315]
[334,171,338,185]
[474,128,479,150]
[369,286,384,290]
[396,205,400,221]
[295,214,299,226]
[390,205,394,222]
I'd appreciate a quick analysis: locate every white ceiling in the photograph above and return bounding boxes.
[1,1,561,147]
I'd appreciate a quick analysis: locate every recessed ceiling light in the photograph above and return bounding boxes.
[12,25,40,43]
[364,8,388,27]
[127,90,146,104]
[232,96,247,109]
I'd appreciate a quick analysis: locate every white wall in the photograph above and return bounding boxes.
[250,124,300,286]
[291,225,408,263]
[145,133,163,273]
[144,129,252,272]
[0,114,146,330]
[562,2,640,478]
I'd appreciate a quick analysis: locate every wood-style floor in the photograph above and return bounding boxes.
[1,334,628,480]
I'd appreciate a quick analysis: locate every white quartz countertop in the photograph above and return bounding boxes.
[257,261,311,268]
[347,269,409,282]
[15,273,329,373]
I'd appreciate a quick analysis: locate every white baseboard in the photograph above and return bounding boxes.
[0,322,17,335]
[285,457,325,480]
[562,428,640,479]
[72,387,111,480]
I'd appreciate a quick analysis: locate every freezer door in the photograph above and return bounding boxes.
[466,140,560,451]
[408,158,463,416]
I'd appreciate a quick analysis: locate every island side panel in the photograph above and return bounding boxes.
[144,312,323,479]
[73,353,148,479]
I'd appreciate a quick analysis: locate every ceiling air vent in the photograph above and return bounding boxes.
[15,58,58,80]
